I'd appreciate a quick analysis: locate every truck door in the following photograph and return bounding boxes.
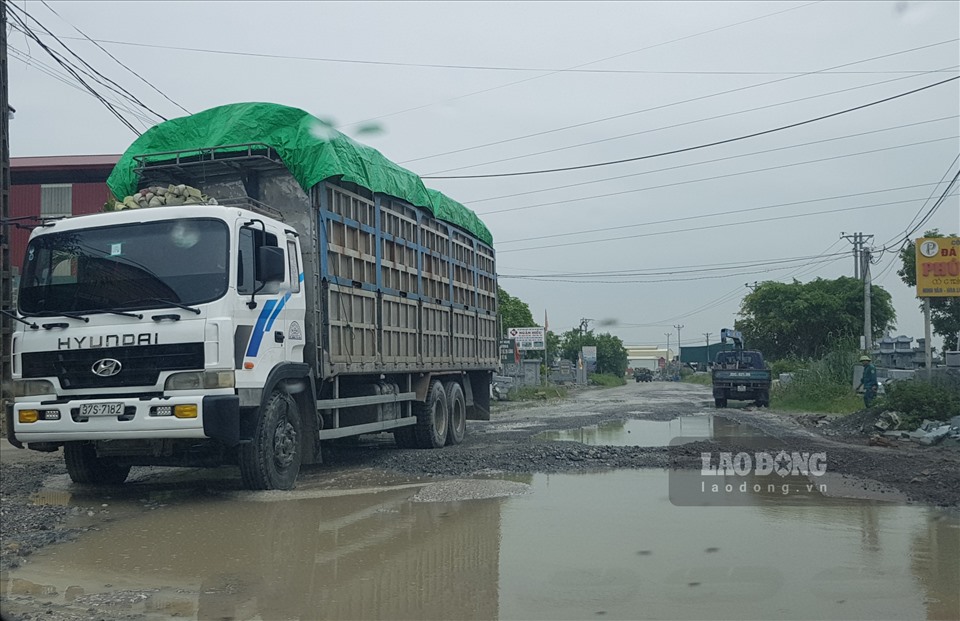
[234,223,304,386]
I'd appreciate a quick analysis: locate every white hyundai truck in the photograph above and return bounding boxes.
[5,103,498,489]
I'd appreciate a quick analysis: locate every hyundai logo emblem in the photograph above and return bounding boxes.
[91,358,122,377]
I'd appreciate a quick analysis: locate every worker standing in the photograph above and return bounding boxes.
[855,355,879,409]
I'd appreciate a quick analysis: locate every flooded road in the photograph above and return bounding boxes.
[2,468,957,620]
[533,414,766,446]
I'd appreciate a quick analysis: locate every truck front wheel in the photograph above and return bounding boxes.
[64,442,131,485]
[413,380,448,449]
[239,391,302,490]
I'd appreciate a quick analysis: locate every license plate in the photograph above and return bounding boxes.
[737,386,747,392]
[79,402,125,417]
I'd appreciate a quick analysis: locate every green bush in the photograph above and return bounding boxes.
[882,376,960,428]
[770,357,804,377]
[589,373,626,387]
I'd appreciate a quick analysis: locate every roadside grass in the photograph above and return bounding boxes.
[589,373,627,387]
[683,373,712,386]
[770,347,864,414]
[506,385,569,401]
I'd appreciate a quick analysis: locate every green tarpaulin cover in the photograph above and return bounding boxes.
[107,102,492,245]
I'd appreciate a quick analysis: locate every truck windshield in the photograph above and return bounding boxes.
[19,219,229,314]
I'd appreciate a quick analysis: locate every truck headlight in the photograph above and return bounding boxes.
[165,371,235,391]
[14,380,56,397]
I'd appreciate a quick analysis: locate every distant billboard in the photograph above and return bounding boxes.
[507,327,545,351]
[916,237,960,298]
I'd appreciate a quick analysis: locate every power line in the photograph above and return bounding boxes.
[480,136,956,216]
[498,191,959,254]
[499,254,853,284]
[6,8,142,135]
[8,4,165,123]
[425,70,958,176]
[39,0,189,116]
[465,115,957,206]
[422,75,959,179]
[9,45,161,127]
[403,38,959,167]
[340,1,824,129]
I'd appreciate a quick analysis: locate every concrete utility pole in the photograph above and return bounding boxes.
[664,333,671,361]
[863,246,873,351]
[674,324,683,361]
[704,332,712,347]
[1,0,11,414]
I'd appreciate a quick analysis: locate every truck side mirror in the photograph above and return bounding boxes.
[257,246,285,284]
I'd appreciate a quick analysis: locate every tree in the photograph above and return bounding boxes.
[557,329,628,376]
[897,230,960,352]
[734,277,896,360]
[497,286,535,335]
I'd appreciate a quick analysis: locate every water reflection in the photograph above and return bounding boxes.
[534,415,764,446]
[1,470,957,620]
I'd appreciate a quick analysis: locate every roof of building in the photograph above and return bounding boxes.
[12,154,121,171]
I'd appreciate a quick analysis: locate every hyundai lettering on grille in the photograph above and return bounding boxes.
[91,358,122,377]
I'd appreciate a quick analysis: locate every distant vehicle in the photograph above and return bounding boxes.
[711,329,772,408]
[634,368,653,382]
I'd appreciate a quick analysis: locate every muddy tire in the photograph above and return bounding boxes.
[239,391,302,490]
[756,391,770,408]
[413,380,448,449]
[444,380,466,446]
[64,442,130,485]
[714,398,727,408]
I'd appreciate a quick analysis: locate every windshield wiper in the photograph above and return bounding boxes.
[129,298,201,315]
[89,308,144,320]
[1,309,39,330]
[22,310,90,323]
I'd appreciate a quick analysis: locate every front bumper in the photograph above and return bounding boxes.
[12,395,241,446]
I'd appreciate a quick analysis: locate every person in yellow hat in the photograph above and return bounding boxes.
[854,355,878,408]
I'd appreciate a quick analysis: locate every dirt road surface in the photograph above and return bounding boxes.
[1,380,958,620]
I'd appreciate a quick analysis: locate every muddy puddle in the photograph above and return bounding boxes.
[2,469,957,620]
[534,414,764,446]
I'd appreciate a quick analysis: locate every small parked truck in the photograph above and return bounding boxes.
[711,329,771,408]
[6,103,498,489]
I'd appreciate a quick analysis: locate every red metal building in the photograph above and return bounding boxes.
[9,154,120,271]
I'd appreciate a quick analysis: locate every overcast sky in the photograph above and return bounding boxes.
[7,1,960,352]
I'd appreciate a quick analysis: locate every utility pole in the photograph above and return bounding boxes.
[664,332,671,361]
[704,332,712,348]
[1,0,11,417]
[674,324,683,362]
[863,246,873,352]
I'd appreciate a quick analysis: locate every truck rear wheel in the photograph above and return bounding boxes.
[413,380,448,449]
[64,442,131,485]
[756,391,770,408]
[239,391,302,490]
[444,380,466,446]
[714,398,727,408]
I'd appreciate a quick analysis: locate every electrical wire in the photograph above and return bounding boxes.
[9,45,162,127]
[403,38,959,167]
[479,136,956,216]
[878,154,960,251]
[340,1,824,129]
[7,10,142,135]
[39,0,190,116]
[8,5,165,123]
[422,76,959,179]
[498,191,959,254]
[425,69,958,177]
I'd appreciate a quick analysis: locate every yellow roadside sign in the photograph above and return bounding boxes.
[915,237,960,298]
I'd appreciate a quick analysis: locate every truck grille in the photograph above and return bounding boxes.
[22,343,205,389]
